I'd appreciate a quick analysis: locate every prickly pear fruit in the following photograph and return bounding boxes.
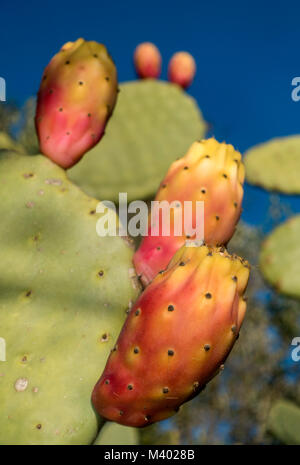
[168,51,196,88]
[134,42,162,79]
[133,138,245,285]
[92,244,250,428]
[35,38,118,169]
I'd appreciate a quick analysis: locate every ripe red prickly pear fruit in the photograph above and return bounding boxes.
[92,244,250,428]
[133,138,245,285]
[35,38,118,169]
[168,51,196,89]
[134,42,162,79]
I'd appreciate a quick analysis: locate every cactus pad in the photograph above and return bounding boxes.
[268,400,300,445]
[0,151,139,444]
[260,215,300,298]
[0,132,23,152]
[244,135,300,193]
[93,422,139,445]
[68,80,207,202]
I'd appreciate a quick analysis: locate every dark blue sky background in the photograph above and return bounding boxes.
[1,0,300,226]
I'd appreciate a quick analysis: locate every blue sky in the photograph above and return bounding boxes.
[1,0,300,225]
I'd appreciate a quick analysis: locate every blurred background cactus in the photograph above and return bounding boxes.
[267,400,300,445]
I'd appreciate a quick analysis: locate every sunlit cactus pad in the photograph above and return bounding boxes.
[68,80,207,202]
[0,151,139,445]
[244,135,300,193]
[268,400,300,445]
[260,215,300,298]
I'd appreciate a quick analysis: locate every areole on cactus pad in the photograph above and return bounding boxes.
[133,138,245,285]
[35,38,118,169]
[92,243,250,428]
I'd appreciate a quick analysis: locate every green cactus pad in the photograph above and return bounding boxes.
[68,80,207,202]
[268,400,300,445]
[0,151,139,445]
[244,135,300,193]
[0,131,23,152]
[260,215,300,298]
[93,422,139,445]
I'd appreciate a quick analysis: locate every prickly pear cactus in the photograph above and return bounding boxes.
[93,422,139,445]
[0,151,139,445]
[0,132,23,152]
[35,38,118,169]
[92,244,250,427]
[134,138,245,285]
[134,42,161,79]
[260,215,300,298]
[268,400,300,445]
[68,80,207,202]
[18,98,40,155]
[244,135,300,193]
